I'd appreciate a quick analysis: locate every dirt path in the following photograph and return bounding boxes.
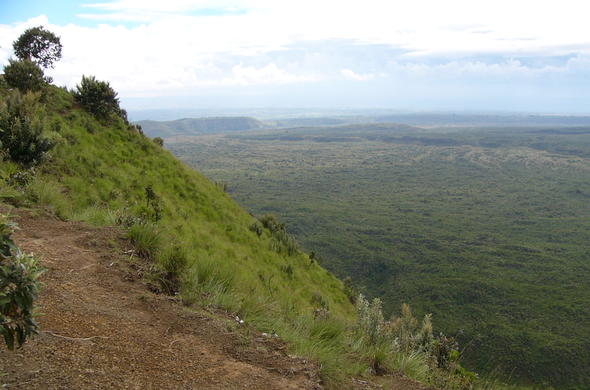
[0,210,321,389]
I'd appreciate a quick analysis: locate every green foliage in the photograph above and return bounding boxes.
[157,244,189,294]
[248,220,263,236]
[13,26,62,69]
[0,216,18,257]
[3,59,46,92]
[311,291,329,310]
[127,222,161,259]
[0,91,54,165]
[153,137,164,147]
[352,295,474,386]
[7,168,36,191]
[259,214,298,255]
[0,83,499,388]
[0,215,43,350]
[171,125,590,388]
[74,75,122,120]
[143,185,162,222]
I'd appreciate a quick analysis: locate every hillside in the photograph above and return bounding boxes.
[0,82,496,389]
[135,116,266,137]
[0,86,353,387]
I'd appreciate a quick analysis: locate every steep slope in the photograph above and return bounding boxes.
[136,116,266,137]
[0,86,362,386]
[19,87,353,319]
[0,208,321,389]
[0,85,495,389]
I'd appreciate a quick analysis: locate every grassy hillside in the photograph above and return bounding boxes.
[136,116,266,137]
[0,84,505,389]
[0,86,353,384]
[167,125,590,389]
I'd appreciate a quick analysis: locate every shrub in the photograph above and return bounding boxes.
[153,137,164,147]
[0,215,43,350]
[353,294,443,378]
[248,221,263,237]
[158,245,189,295]
[7,168,36,191]
[0,91,54,165]
[74,75,122,120]
[142,185,162,222]
[355,294,386,346]
[3,59,46,92]
[259,214,298,255]
[127,222,161,259]
[433,333,460,369]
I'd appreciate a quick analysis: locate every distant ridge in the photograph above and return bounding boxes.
[136,116,266,137]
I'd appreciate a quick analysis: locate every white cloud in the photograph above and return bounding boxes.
[227,63,316,86]
[2,0,590,107]
[341,69,376,81]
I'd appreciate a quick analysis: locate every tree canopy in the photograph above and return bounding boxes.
[13,26,62,69]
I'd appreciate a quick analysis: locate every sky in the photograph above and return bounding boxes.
[1,0,590,113]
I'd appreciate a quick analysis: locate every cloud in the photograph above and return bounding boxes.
[341,69,376,81]
[227,63,316,86]
[2,1,590,111]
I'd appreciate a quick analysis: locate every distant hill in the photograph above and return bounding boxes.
[267,114,590,128]
[135,116,266,137]
[373,113,590,127]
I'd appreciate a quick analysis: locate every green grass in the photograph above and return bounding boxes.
[0,84,520,389]
[166,125,590,389]
[0,85,364,388]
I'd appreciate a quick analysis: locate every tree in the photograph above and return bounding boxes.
[2,59,46,92]
[74,75,121,120]
[13,26,62,69]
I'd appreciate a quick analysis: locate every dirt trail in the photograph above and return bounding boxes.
[0,210,321,389]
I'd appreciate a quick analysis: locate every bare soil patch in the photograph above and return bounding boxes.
[0,209,321,389]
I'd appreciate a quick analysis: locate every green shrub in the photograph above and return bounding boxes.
[353,294,443,379]
[127,222,161,259]
[248,220,263,237]
[182,257,236,306]
[389,350,431,382]
[74,75,122,120]
[0,91,54,165]
[7,168,35,190]
[153,137,164,147]
[158,245,189,294]
[142,185,162,222]
[259,214,298,255]
[3,59,46,92]
[0,215,43,350]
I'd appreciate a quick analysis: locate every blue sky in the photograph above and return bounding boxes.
[1,0,590,113]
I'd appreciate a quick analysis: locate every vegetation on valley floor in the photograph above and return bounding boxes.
[167,124,590,389]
